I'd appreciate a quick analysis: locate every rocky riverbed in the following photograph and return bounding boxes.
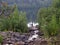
[0,24,48,45]
[0,30,48,45]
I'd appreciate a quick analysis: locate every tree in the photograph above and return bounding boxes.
[52,0,60,8]
[37,0,60,38]
[0,5,27,33]
[9,6,27,33]
[47,15,59,37]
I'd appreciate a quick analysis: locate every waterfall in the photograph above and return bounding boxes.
[28,30,39,41]
[5,44,13,45]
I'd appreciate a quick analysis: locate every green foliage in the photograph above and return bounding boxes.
[53,0,60,8]
[47,15,59,36]
[0,35,3,43]
[0,5,27,33]
[37,0,60,37]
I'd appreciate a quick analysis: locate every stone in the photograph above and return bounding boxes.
[14,41,25,45]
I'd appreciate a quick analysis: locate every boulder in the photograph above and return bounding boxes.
[14,41,25,45]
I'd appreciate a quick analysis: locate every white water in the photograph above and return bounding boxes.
[27,22,39,28]
[5,44,13,45]
[27,22,39,41]
[28,30,39,41]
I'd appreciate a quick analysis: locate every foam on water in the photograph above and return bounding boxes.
[28,30,39,41]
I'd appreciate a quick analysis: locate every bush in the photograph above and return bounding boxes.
[0,5,28,33]
[0,35,3,43]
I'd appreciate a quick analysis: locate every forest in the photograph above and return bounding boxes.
[0,0,60,45]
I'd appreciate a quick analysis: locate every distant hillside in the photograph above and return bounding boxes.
[2,0,52,21]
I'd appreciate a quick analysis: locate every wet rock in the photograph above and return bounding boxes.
[0,30,47,45]
[14,41,25,45]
